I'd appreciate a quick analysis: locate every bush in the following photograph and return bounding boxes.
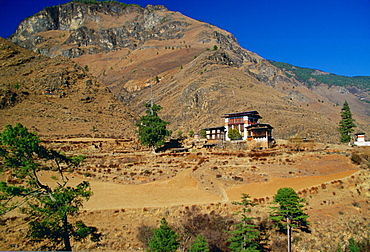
[351,148,370,169]
[228,128,242,140]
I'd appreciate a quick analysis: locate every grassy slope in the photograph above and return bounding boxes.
[269,60,370,90]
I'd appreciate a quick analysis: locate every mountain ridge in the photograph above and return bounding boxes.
[4,1,370,143]
[269,60,370,91]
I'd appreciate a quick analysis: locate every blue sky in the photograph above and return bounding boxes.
[1,0,369,77]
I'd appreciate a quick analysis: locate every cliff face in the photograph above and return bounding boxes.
[10,3,187,57]
[7,2,370,142]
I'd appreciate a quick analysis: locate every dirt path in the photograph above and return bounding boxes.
[226,170,358,201]
[53,169,359,210]
[63,169,222,210]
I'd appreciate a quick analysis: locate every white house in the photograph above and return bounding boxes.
[222,111,262,141]
[222,111,274,148]
[354,133,370,146]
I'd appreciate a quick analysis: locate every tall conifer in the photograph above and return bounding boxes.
[227,194,261,252]
[339,101,356,144]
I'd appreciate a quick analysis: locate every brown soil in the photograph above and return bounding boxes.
[1,139,369,251]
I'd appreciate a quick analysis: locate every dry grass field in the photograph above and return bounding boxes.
[1,138,369,251]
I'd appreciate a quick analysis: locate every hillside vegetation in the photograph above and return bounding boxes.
[269,60,370,91]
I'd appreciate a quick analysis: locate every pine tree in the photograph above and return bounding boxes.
[227,194,261,252]
[348,237,360,252]
[270,188,309,252]
[270,188,309,230]
[339,101,356,144]
[136,103,171,153]
[148,218,179,252]
[189,234,209,252]
[0,123,100,251]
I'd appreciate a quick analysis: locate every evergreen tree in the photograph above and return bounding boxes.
[189,130,195,138]
[148,218,179,252]
[348,237,360,252]
[189,234,209,252]
[136,103,171,153]
[270,188,309,231]
[270,188,309,252]
[0,123,100,251]
[227,194,261,252]
[200,129,207,139]
[339,101,356,144]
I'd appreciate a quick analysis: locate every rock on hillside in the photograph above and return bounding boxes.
[0,37,136,138]
[8,2,370,142]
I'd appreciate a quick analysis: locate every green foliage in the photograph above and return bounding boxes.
[189,130,195,138]
[269,187,309,232]
[337,237,370,252]
[199,129,207,139]
[228,128,242,140]
[269,61,370,90]
[227,194,261,252]
[348,237,360,252]
[189,234,209,252]
[148,218,179,252]
[339,101,356,143]
[84,65,89,71]
[0,123,99,251]
[136,103,171,152]
[213,45,218,50]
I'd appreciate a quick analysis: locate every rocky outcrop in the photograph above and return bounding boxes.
[9,2,192,57]
[9,1,281,84]
[7,2,370,141]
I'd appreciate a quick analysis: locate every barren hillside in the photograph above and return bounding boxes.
[8,1,370,142]
[0,37,136,138]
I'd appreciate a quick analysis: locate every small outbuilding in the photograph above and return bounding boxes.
[354,133,370,146]
[203,126,226,141]
[246,123,274,148]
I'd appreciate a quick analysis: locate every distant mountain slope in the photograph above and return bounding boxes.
[269,61,370,102]
[6,1,370,142]
[0,37,136,138]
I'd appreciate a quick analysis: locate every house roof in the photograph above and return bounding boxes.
[202,126,226,131]
[246,123,274,129]
[221,111,262,119]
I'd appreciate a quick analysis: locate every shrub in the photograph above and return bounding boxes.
[228,128,242,140]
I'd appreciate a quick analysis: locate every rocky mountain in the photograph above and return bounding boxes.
[0,37,136,138]
[6,1,370,142]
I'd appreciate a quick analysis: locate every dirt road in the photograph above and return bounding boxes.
[43,169,358,210]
